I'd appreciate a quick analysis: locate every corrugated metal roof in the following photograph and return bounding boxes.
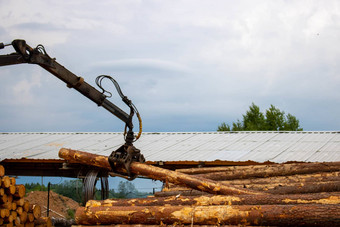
[0,131,339,163]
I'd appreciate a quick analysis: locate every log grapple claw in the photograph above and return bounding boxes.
[108,144,145,180]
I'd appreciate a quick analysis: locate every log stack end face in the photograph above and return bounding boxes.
[0,165,51,227]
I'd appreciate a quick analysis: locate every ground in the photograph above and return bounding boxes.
[25,191,80,219]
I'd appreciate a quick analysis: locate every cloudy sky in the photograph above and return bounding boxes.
[1,0,339,133]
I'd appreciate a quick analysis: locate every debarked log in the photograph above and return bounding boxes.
[59,148,262,195]
[76,204,340,226]
[195,162,340,181]
[155,190,209,197]
[220,171,340,185]
[85,192,340,207]
[72,225,259,227]
[265,180,340,194]
[164,180,340,193]
[160,181,340,195]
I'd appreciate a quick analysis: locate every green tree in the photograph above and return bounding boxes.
[52,179,83,203]
[116,181,138,198]
[242,103,266,130]
[218,103,302,131]
[217,122,230,131]
[265,105,285,130]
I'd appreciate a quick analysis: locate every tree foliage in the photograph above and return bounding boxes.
[24,179,152,203]
[218,103,303,131]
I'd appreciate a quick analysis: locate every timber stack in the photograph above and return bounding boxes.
[0,165,52,227]
[59,148,340,226]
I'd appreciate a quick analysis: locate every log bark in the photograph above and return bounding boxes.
[265,181,340,194]
[195,162,340,181]
[59,148,262,195]
[165,180,340,193]
[161,181,340,195]
[76,204,340,226]
[86,192,340,207]
[155,190,209,197]
[221,171,340,185]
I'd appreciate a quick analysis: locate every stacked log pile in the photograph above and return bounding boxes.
[59,148,340,226]
[0,165,52,227]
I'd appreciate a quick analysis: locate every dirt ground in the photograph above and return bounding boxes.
[25,191,80,219]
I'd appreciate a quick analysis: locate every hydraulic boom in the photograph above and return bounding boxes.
[0,39,144,179]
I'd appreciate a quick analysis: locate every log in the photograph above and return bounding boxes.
[14,198,25,207]
[23,201,30,212]
[0,165,4,177]
[162,181,340,195]
[16,206,23,215]
[7,194,12,203]
[19,211,27,223]
[10,210,17,219]
[195,162,340,181]
[14,185,26,198]
[0,208,9,218]
[72,225,257,227]
[29,204,41,219]
[25,222,34,227]
[9,177,15,186]
[11,202,17,211]
[4,214,13,223]
[34,217,52,227]
[165,180,340,193]
[6,185,16,195]
[266,181,340,194]
[2,223,13,227]
[27,212,34,222]
[220,171,340,185]
[1,202,13,210]
[86,192,340,207]
[14,216,21,226]
[76,204,340,226]
[155,190,209,197]
[1,176,10,188]
[0,194,8,204]
[59,148,262,195]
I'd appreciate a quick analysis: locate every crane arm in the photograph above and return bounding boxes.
[0,39,144,180]
[0,39,131,126]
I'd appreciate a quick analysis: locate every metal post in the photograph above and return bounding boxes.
[47,182,51,217]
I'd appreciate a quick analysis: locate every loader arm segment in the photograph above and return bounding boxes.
[0,40,131,125]
[0,39,144,179]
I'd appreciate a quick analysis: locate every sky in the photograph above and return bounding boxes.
[1,0,340,133]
